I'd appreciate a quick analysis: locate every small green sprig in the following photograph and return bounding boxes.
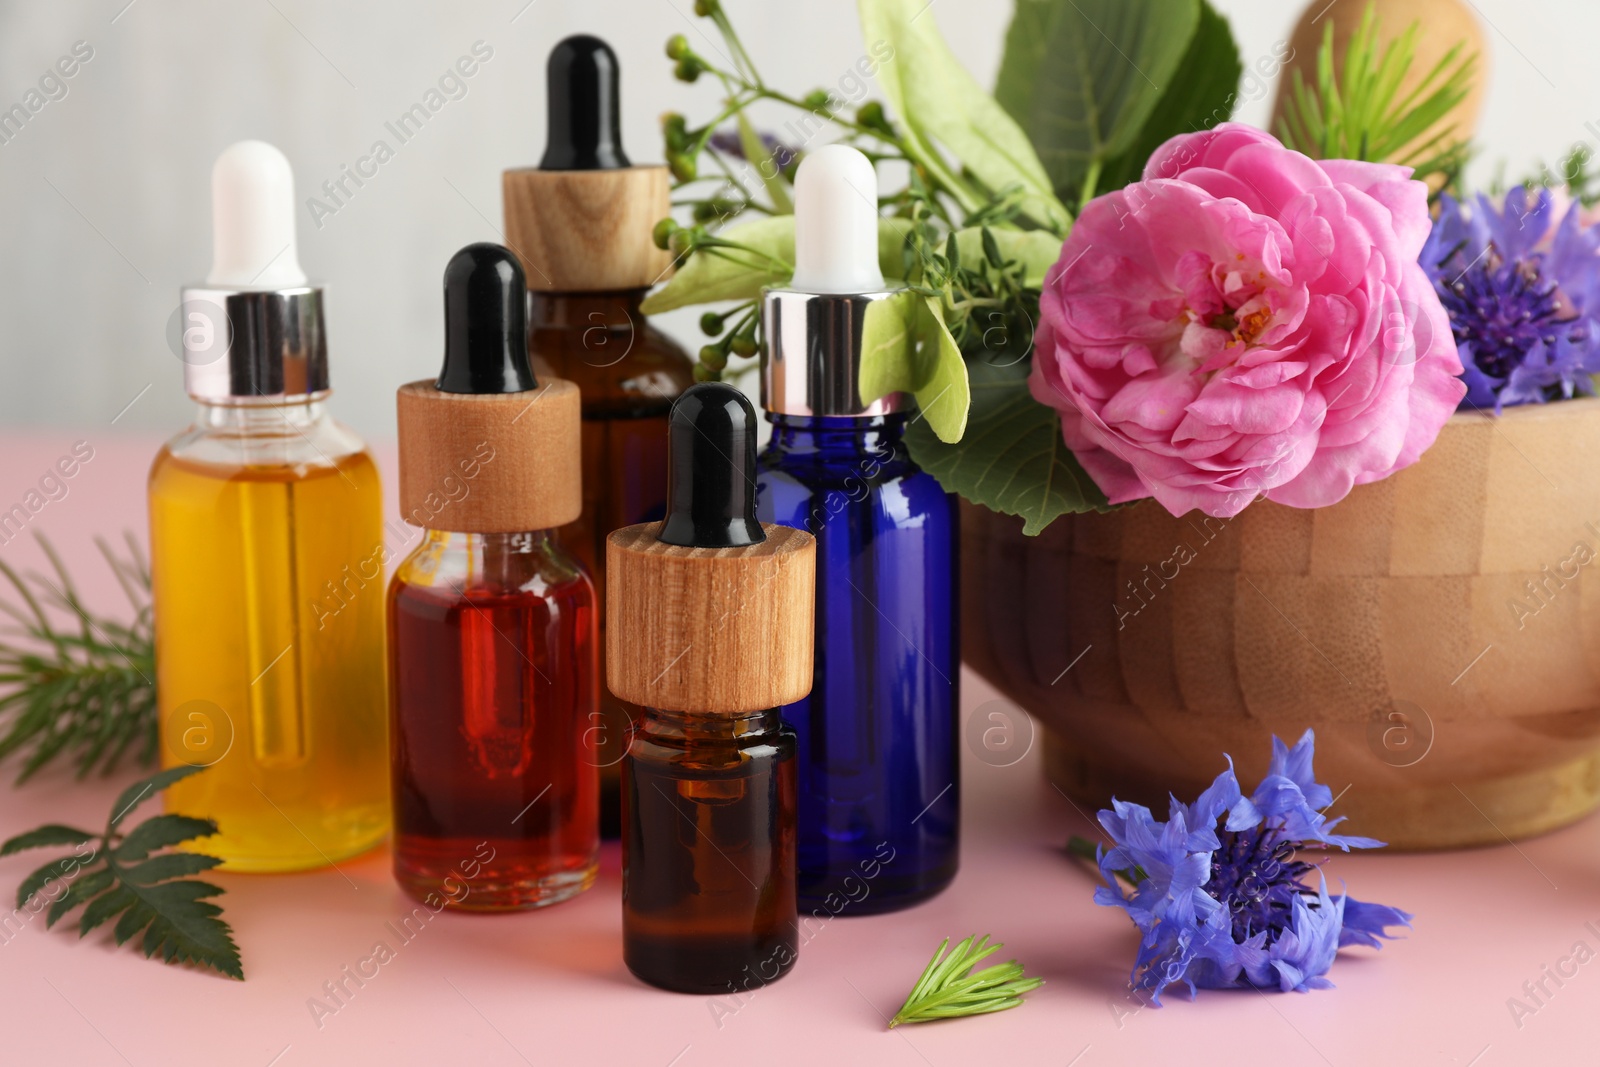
[660,0,907,199]
[0,533,157,782]
[889,935,1043,1027]
[1276,1,1477,193]
[895,176,1038,365]
[1,764,242,979]
[1518,144,1600,208]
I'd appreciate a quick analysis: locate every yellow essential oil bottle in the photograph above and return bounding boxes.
[148,141,389,871]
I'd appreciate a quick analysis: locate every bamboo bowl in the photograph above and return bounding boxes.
[963,399,1600,849]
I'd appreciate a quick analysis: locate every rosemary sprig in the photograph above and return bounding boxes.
[0,532,157,782]
[889,935,1043,1027]
[1,764,242,979]
[1275,1,1477,193]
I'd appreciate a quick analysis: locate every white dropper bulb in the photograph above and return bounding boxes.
[789,144,884,295]
[205,140,308,288]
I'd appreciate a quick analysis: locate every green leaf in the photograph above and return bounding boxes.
[112,898,155,944]
[905,357,1113,534]
[859,0,1071,234]
[995,0,1202,204]
[1096,1,1242,192]
[16,855,86,910]
[913,300,971,442]
[640,217,913,314]
[736,111,793,215]
[46,874,99,928]
[859,291,919,405]
[0,824,94,856]
[109,765,205,830]
[889,935,1044,1027]
[120,852,224,886]
[78,884,135,935]
[129,880,241,979]
[642,216,795,313]
[859,293,971,443]
[3,764,242,978]
[114,815,217,862]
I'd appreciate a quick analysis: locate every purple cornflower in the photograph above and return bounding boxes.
[1421,186,1600,411]
[1093,730,1410,1003]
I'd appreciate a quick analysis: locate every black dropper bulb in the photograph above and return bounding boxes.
[437,243,536,395]
[658,383,765,549]
[540,35,630,171]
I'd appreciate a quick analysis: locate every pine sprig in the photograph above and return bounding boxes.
[889,935,1043,1027]
[0,764,242,979]
[1276,1,1477,192]
[0,532,157,782]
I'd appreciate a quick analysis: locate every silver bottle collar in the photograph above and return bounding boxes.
[177,286,329,401]
[759,288,907,419]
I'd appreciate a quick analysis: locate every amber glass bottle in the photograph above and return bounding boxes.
[528,290,691,833]
[505,35,688,836]
[388,243,597,910]
[609,384,816,994]
[625,708,797,993]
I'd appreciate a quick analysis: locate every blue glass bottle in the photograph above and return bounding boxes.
[756,413,959,912]
[755,144,960,913]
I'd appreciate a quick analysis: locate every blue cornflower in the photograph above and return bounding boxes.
[1420,186,1600,411]
[707,127,799,170]
[1093,730,1411,1003]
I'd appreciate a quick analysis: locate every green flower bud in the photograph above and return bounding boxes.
[857,101,892,135]
[700,311,725,336]
[701,347,728,371]
[668,152,698,183]
[729,333,757,358]
[674,57,703,84]
[802,89,831,111]
[693,0,719,16]
[665,34,690,61]
[651,217,680,251]
[669,228,696,258]
[662,112,689,152]
[693,362,720,383]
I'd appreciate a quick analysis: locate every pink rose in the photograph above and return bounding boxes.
[1029,123,1465,518]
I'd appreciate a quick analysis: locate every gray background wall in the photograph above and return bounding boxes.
[0,0,1593,441]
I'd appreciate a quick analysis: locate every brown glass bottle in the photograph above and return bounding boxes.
[623,707,797,994]
[529,288,693,837]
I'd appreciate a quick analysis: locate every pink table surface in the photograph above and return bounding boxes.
[1,432,1596,1067]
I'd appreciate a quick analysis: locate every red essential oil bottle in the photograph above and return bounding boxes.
[608,384,816,993]
[388,242,598,910]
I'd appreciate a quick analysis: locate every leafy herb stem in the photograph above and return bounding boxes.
[0,764,242,979]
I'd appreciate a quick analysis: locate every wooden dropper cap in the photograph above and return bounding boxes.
[608,384,815,713]
[397,243,581,533]
[502,35,673,293]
